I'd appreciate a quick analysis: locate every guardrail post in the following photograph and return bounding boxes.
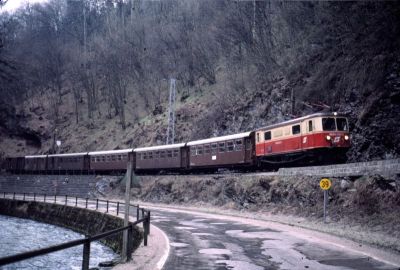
[144,217,148,247]
[65,195,68,205]
[127,225,133,261]
[13,192,15,200]
[44,194,46,203]
[54,195,56,203]
[117,202,119,215]
[82,239,91,270]
[147,210,151,235]
[23,193,25,201]
[85,198,88,209]
[106,201,109,213]
[33,193,36,201]
[75,197,78,207]
[136,205,139,221]
[96,199,98,210]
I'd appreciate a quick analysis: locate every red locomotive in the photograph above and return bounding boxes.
[1,113,350,174]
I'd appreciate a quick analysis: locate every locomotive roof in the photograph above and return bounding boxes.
[186,132,251,146]
[25,155,47,158]
[258,112,347,131]
[88,149,134,155]
[47,152,88,157]
[134,143,186,152]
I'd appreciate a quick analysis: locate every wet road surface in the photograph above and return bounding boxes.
[151,210,398,270]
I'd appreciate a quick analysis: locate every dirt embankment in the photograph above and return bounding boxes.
[118,173,400,252]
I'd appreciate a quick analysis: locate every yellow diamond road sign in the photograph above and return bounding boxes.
[320,178,331,190]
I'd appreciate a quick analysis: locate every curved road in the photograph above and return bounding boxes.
[149,208,398,270]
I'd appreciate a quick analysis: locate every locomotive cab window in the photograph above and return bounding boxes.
[336,118,348,131]
[292,125,301,135]
[264,131,271,141]
[322,118,336,131]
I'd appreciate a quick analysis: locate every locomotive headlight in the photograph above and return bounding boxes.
[344,135,349,141]
[326,135,331,141]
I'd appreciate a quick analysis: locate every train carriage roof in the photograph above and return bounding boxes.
[187,132,251,146]
[48,152,88,157]
[88,149,134,155]
[258,112,347,131]
[134,143,186,152]
[25,155,47,158]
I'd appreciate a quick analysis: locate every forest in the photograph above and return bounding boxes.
[0,0,399,161]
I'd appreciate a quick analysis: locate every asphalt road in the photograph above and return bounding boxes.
[150,209,398,270]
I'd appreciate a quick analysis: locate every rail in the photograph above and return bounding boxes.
[0,192,151,269]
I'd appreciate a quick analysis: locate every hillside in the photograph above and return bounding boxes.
[0,1,399,161]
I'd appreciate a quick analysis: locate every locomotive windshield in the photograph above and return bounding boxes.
[336,118,348,131]
[322,117,348,131]
[322,118,336,131]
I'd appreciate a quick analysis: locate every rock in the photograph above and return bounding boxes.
[98,260,118,267]
[340,179,352,190]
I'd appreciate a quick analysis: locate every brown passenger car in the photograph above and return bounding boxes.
[24,155,47,172]
[47,153,89,172]
[187,132,254,169]
[134,143,187,172]
[89,149,134,172]
[4,157,25,172]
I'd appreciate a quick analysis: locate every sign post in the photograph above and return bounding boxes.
[319,178,332,223]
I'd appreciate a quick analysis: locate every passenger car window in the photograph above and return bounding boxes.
[292,125,300,135]
[227,141,234,152]
[308,120,313,132]
[197,146,203,155]
[322,118,336,131]
[235,140,242,151]
[336,118,348,131]
[204,145,211,154]
[211,143,217,154]
[160,151,166,158]
[219,142,225,153]
[264,131,271,140]
[167,150,172,158]
[173,149,179,157]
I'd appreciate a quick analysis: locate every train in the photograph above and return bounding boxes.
[1,113,351,174]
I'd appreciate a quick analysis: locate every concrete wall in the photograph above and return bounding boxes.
[0,199,142,254]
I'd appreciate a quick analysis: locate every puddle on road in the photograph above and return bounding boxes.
[174,226,197,230]
[179,220,209,229]
[170,242,189,248]
[199,248,232,255]
[216,260,264,270]
[225,230,276,239]
[191,233,213,236]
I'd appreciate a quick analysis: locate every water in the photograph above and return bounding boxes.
[0,215,118,269]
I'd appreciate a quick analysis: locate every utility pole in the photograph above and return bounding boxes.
[166,78,176,145]
[83,0,87,69]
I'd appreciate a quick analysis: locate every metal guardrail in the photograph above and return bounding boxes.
[0,192,151,269]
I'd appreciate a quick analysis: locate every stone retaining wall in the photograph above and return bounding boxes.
[278,158,400,177]
[0,199,143,254]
